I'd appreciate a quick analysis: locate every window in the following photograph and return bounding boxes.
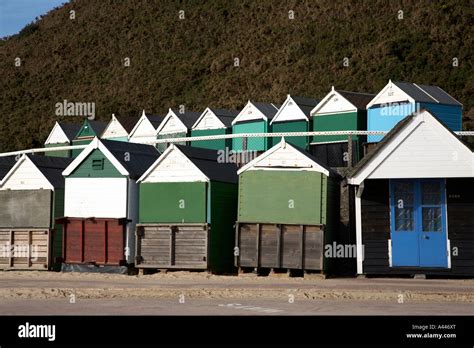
[393,181,415,231]
[92,159,104,170]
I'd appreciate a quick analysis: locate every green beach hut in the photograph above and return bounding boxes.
[71,119,107,157]
[191,107,238,150]
[235,138,340,273]
[231,101,279,152]
[136,145,238,274]
[270,95,319,150]
[310,87,375,167]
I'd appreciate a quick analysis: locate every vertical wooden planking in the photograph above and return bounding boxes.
[9,230,13,267]
[104,220,108,264]
[169,226,175,266]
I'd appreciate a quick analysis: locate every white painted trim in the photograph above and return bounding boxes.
[137,144,209,183]
[44,121,70,145]
[237,138,330,176]
[155,108,188,135]
[270,95,308,125]
[101,113,129,139]
[347,115,424,185]
[128,110,146,139]
[355,184,364,274]
[310,87,357,116]
[232,101,269,125]
[0,154,54,190]
[191,107,227,130]
[447,239,451,269]
[388,239,392,267]
[366,80,416,109]
[62,137,130,177]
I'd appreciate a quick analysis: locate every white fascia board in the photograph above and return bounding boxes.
[62,137,129,177]
[232,101,268,125]
[366,80,416,109]
[155,108,188,135]
[137,144,209,183]
[44,121,69,145]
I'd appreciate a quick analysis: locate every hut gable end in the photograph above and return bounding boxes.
[138,145,208,183]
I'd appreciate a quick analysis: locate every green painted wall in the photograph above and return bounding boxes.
[271,120,309,149]
[311,110,367,162]
[45,143,71,158]
[208,181,238,273]
[191,128,230,150]
[232,120,269,151]
[76,120,98,138]
[156,131,188,153]
[238,170,327,225]
[139,182,207,223]
[71,139,92,157]
[311,111,366,143]
[68,149,123,178]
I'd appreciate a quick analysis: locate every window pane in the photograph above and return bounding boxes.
[395,207,414,231]
[394,182,414,206]
[421,181,441,205]
[422,207,442,232]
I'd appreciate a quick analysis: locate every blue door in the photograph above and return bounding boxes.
[390,179,448,268]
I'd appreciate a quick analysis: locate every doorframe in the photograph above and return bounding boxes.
[388,178,450,268]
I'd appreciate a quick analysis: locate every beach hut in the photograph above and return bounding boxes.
[101,114,139,142]
[135,145,238,273]
[44,122,81,157]
[71,119,107,157]
[310,87,375,167]
[190,108,238,150]
[155,108,201,152]
[0,155,72,270]
[270,95,319,149]
[347,109,474,276]
[58,138,159,272]
[128,110,164,145]
[366,80,462,143]
[231,101,279,152]
[235,138,340,273]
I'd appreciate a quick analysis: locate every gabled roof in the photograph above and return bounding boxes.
[232,101,280,125]
[238,138,339,177]
[0,156,17,180]
[146,114,165,129]
[1,154,72,189]
[138,144,238,184]
[367,80,462,108]
[253,102,280,120]
[75,119,108,139]
[59,122,82,141]
[128,110,165,139]
[192,107,238,129]
[28,155,73,188]
[63,138,160,180]
[208,108,239,127]
[347,109,474,184]
[44,122,82,145]
[311,87,375,115]
[115,115,140,133]
[170,108,202,129]
[291,96,320,116]
[336,90,375,110]
[271,95,319,124]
